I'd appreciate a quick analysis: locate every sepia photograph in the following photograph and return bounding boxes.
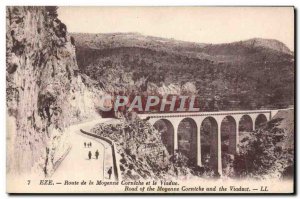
[5,5,295,194]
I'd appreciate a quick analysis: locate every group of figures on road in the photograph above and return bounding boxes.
[84,142,92,148]
[88,150,100,160]
[85,142,99,160]
[84,141,113,179]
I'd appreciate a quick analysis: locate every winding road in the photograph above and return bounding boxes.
[52,118,118,181]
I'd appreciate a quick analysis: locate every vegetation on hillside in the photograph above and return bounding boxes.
[71,33,294,111]
[233,110,294,179]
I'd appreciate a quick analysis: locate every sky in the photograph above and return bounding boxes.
[58,7,294,51]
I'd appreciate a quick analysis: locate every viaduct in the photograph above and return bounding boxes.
[138,108,292,175]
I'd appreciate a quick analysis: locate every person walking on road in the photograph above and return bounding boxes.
[95,150,99,159]
[84,142,86,148]
[108,167,112,179]
[90,142,92,148]
[88,151,92,160]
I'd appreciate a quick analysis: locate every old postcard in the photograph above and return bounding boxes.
[6,6,295,194]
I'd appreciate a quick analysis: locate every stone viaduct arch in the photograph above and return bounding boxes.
[221,115,237,155]
[239,115,253,132]
[255,114,268,130]
[177,118,198,163]
[200,117,218,172]
[153,119,174,155]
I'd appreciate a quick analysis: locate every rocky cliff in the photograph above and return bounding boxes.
[6,6,100,176]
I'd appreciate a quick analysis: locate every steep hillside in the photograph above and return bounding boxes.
[6,6,100,176]
[71,32,294,111]
[91,118,211,180]
[235,109,294,179]
[271,109,294,149]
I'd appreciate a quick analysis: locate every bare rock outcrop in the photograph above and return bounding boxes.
[6,6,99,176]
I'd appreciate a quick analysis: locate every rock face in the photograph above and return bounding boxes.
[91,118,194,180]
[6,6,98,176]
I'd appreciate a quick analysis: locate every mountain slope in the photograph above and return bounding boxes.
[71,32,294,110]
